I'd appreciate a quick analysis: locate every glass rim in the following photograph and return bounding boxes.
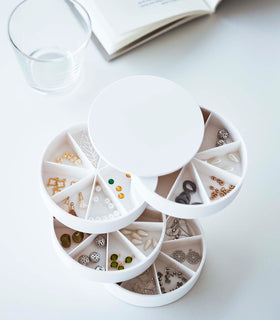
[7,0,92,63]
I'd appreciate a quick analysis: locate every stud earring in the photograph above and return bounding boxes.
[68,202,77,217]
[61,196,70,211]
[78,192,87,209]
[60,234,71,248]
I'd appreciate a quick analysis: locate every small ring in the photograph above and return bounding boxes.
[183,180,196,193]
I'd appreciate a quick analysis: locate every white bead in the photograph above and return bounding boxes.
[95,216,101,221]
[93,196,99,202]
[113,210,120,217]
[121,229,132,235]
[132,232,142,240]
[225,166,234,172]
[131,239,142,246]
[144,239,152,251]
[88,217,94,221]
[208,157,222,165]
[227,153,240,163]
[108,203,114,210]
[152,238,158,248]
[102,215,108,220]
[108,214,114,219]
[137,229,148,237]
[104,198,110,204]
[95,186,102,192]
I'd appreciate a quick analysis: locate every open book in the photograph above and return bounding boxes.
[79,0,223,60]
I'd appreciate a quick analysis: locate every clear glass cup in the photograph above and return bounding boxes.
[8,0,92,94]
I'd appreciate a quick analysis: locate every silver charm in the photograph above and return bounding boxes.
[89,251,101,263]
[165,217,192,240]
[78,255,90,266]
[94,235,106,247]
[172,250,186,263]
[217,128,229,140]
[95,265,105,271]
[216,139,226,147]
[186,249,201,265]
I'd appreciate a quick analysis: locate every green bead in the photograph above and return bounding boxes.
[111,261,118,268]
[72,231,84,243]
[125,256,133,263]
[118,265,124,270]
[60,234,71,248]
[108,179,114,185]
[110,254,118,261]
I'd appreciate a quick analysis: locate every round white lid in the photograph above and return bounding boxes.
[88,76,205,177]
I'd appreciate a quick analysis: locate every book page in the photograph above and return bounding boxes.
[92,0,210,35]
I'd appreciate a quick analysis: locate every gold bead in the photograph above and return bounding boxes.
[126,174,131,178]
[118,193,124,199]
[56,157,63,163]
[116,186,122,191]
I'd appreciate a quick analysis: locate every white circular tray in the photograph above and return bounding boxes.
[51,207,166,283]
[106,217,206,307]
[41,124,157,233]
[134,107,248,218]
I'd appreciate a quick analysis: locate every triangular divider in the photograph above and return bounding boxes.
[120,264,160,295]
[120,221,164,257]
[53,219,90,253]
[192,158,241,201]
[85,174,125,220]
[67,128,101,168]
[51,173,95,205]
[107,232,145,271]
[198,112,237,152]
[154,252,194,293]
[69,234,107,270]
[195,141,243,176]
[166,162,209,205]
[161,236,203,272]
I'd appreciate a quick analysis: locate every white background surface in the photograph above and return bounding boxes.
[0,0,279,319]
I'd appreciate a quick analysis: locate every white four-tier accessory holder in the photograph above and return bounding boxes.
[40,76,247,306]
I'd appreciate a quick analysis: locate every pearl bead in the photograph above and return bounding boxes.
[104,198,110,204]
[95,186,102,192]
[108,203,114,210]
[113,210,120,217]
[93,196,99,202]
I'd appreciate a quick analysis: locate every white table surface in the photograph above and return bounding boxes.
[1,0,279,319]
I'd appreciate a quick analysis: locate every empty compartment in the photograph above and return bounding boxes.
[107,232,143,271]
[53,219,90,253]
[120,221,164,257]
[164,217,201,241]
[120,265,160,295]
[155,170,181,198]
[154,253,192,294]
[167,163,204,205]
[199,113,235,152]
[70,234,107,270]
[161,237,203,272]
[136,208,163,222]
